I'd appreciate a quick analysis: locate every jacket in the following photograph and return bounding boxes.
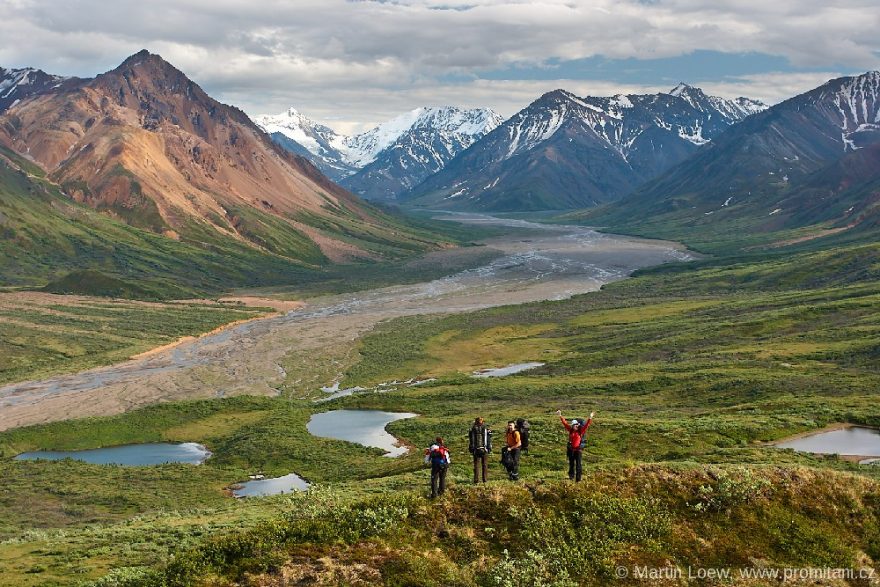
[505,429,521,450]
[561,416,592,452]
[426,445,451,466]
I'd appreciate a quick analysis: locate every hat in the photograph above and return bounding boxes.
[429,444,439,451]
[571,419,580,427]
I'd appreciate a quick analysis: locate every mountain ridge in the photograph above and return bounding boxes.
[0,50,452,292]
[256,105,504,200]
[402,85,766,212]
[582,71,880,251]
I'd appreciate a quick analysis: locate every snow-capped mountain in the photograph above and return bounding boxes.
[0,67,68,112]
[593,71,880,232]
[806,70,880,152]
[341,107,505,200]
[668,83,766,123]
[404,86,766,212]
[255,106,504,198]
[253,108,357,181]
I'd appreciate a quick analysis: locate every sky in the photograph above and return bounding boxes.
[1,0,878,134]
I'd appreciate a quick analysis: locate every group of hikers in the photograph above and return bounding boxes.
[424,410,595,498]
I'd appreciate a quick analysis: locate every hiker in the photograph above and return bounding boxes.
[425,437,451,498]
[468,417,492,483]
[557,410,594,482]
[502,421,522,481]
[516,418,530,454]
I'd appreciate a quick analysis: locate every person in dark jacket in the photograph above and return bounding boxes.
[425,437,451,498]
[557,410,594,482]
[468,417,492,483]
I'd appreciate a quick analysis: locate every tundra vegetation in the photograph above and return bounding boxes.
[1,231,879,585]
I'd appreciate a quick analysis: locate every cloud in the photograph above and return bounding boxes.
[0,0,877,130]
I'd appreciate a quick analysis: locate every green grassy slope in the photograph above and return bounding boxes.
[0,297,272,386]
[0,153,481,299]
[1,236,879,585]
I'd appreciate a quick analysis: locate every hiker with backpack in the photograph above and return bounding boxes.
[425,437,451,498]
[502,421,522,481]
[557,410,594,482]
[468,417,492,483]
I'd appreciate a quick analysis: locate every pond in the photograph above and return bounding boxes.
[774,426,880,463]
[231,472,309,498]
[14,442,211,466]
[307,410,417,457]
[473,362,545,378]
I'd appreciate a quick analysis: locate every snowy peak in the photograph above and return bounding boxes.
[405,84,767,212]
[254,108,342,157]
[499,84,763,161]
[345,106,504,167]
[342,108,426,167]
[256,105,503,170]
[256,104,504,199]
[340,105,505,200]
[412,106,504,135]
[812,71,880,151]
[665,83,766,121]
[0,66,67,112]
[668,82,693,97]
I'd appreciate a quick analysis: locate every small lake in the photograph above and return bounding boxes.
[774,426,880,461]
[307,410,417,457]
[473,362,545,378]
[232,473,309,498]
[14,442,211,466]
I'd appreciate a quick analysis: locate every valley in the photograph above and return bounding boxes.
[1,212,878,585]
[0,215,689,432]
[1,40,879,587]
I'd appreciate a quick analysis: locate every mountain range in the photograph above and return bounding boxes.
[587,71,880,248]
[3,49,880,293]
[255,106,503,201]
[403,85,765,211]
[0,51,450,295]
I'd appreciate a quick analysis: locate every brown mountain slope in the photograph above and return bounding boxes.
[0,50,437,264]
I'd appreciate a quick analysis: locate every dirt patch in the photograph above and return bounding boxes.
[218,297,305,312]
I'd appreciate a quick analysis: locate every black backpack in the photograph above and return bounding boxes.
[469,424,492,454]
[516,419,530,451]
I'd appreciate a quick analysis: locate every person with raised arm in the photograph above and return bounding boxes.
[556,409,594,482]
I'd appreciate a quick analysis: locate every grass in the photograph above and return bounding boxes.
[0,294,272,386]
[0,156,505,300]
[1,220,879,584]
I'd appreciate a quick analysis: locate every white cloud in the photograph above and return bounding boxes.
[0,0,877,129]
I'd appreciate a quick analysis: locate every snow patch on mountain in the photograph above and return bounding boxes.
[256,105,503,175]
[0,67,67,111]
[497,85,765,164]
[814,71,880,151]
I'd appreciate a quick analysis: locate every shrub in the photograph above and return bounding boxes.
[690,467,773,513]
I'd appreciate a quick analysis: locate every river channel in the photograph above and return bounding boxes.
[0,215,693,431]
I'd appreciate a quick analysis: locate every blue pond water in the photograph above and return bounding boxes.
[775,427,880,461]
[307,410,417,457]
[232,473,310,497]
[14,442,211,466]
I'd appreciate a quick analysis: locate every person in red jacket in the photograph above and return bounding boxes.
[557,410,594,482]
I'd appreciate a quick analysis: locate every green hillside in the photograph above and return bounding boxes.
[0,153,474,299]
[2,233,879,585]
